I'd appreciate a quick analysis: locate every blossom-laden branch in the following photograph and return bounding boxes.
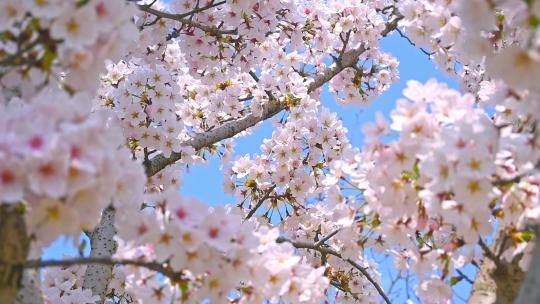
[144,12,403,178]
[0,258,185,282]
[276,237,392,304]
[136,1,237,36]
[1,236,390,304]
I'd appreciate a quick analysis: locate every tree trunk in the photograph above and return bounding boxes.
[468,257,524,303]
[515,225,540,304]
[468,235,524,304]
[15,270,43,304]
[82,206,117,303]
[0,204,30,304]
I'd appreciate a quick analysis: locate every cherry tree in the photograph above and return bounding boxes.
[1,0,540,303]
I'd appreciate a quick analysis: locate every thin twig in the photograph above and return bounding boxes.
[395,28,434,57]
[456,269,474,285]
[276,237,392,304]
[0,39,42,67]
[244,185,277,220]
[478,238,503,268]
[314,229,341,247]
[248,70,277,102]
[176,1,227,19]
[346,258,392,304]
[137,5,237,36]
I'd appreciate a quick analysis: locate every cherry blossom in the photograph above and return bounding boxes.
[0,88,146,245]
[3,0,540,303]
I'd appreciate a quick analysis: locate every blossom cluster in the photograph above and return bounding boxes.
[100,61,190,158]
[150,0,399,108]
[329,50,400,105]
[42,263,100,304]
[280,187,385,304]
[0,0,138,94]
[344,79,540,302]
[227,106,349,215]
[6,0,540,303]
[95,0,402,189]
[111,189,329,303]
[0,89,145,246]
[397,0,462,72]
[397,0,540,97]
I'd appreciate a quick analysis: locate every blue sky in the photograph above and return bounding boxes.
[43,32,473,303]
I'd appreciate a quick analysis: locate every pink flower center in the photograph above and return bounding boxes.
[175,208,187,220]
[137,223,148,235]
[1,170,15,185]
[96,2,107,17]
[71,146,82,158]
[39,163,56,176]
[29,136,44,150]
[208,227,219,239]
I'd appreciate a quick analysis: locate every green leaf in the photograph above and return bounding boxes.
[78,239,88,256]
[41,48,56,72]
[179,280,189,301]
[77,0,90,7]
[15,202,26,213]
[512,230,536,243]
[371,214,381,228]
[450,276,463,286]
[529,15,540,28]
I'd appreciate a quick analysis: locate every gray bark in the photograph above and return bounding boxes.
[0,204,30,304]
[468,236,524,304]
[15,270,43,304]
[82,206,117,303]
[468,257,524,304]
[515,226,540,304]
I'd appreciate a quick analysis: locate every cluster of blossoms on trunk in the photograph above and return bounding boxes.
[2,0,540,303]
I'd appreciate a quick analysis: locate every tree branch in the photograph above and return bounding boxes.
[144,13,403,177]
[137,4,237,36]
[314,229,341,247]
[276,237,392,304]
[395,28,434,57]
[176,1,227,19]
[0,39,42,67]
[1,257,184,282]
[455,269,474,285]
[244,185,276,220]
